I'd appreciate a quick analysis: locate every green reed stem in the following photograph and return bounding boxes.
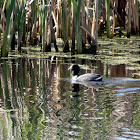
[1,0,15,57]
[76,0,82,53]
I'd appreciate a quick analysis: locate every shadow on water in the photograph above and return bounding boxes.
[0,56,140,140]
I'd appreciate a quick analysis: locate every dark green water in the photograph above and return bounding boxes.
[0,56,140,140]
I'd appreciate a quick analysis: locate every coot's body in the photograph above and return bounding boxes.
[68,64,103,82]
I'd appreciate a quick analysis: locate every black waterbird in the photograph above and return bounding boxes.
[68,64,103,83]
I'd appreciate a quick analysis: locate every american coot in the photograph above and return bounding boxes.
[68,64,103,82]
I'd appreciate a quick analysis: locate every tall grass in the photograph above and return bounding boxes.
[105,0,110,38]
[91,0,99,54]
[1,0,15,57]
[133,0,139,33]
[76,0,82,53]
[0,0,140,57]
[62,0,69,52]
[126,0,131,38]
[17,0,26,51]
[41,0,47,52]
[71,1,76,53]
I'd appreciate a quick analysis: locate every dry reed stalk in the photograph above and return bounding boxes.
[62,0,69,52]
[126,0,131,38]
[81,0,86,52]
[105,0,110,38]
[71,2,76,53]
[56,0,62,38]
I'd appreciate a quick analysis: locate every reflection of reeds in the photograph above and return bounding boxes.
[0,55,140,138]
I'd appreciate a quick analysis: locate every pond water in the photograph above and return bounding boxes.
[0,56,140,140]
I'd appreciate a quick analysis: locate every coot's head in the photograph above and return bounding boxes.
[68,64,80,75]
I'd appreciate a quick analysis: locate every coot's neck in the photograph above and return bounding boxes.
[72,71,79,76]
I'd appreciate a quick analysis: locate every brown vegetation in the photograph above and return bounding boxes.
[0,0,139,57]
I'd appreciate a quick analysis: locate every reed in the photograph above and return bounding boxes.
[68,0,72,37]
[30,0,38,45]
[1,0,15,57]
[135,0,139,32]
[42,0,47,52]
[133,0,139,33]
[91,0,98,54]
[105,0,110,38]
[51,0,58,52]
[17,0,26,51]
[37,0,47,52]
[71,1,76,53]
[110,10,115,38]
[56,0,62,38]
[9,6,18,50]
[45,0,52,52]
[62,0,69,52]
[76,0,82,53]
[81,0,86,52]
[126,0,131,38]
[0,0,140,57]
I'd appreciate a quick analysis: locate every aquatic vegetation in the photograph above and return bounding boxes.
[0,0,139,57]
[0,54,140,139]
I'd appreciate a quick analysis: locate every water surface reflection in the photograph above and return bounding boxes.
[0,57,140,140]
